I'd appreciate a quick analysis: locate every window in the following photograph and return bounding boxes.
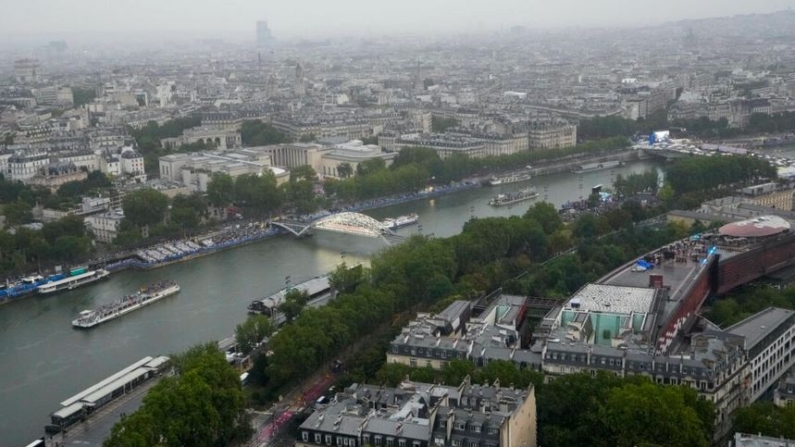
[472,425,481,434]
[456,422,466,430]
[439,421,446,429]
[303,432,310,442]
[452,440,461,447]
[363,435,370,445]
[339,438,345,446]
[387,437,394,447]
[316,434,323,444]
[375,436,382,446]
[469,442,479,447]
[350,440,357,447]
[399,439,406,447]
[488,428,498,436]
[413,442,421,447]
[435,438,446,446]
[326,435,332,446]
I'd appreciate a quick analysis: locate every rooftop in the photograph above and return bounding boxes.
[565,284,656,315]
[734,432,795,447]
[725,307,795,352]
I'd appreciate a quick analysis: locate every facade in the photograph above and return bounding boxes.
[85,209,124,243]
[316,141,396,179]
[395,134,487,160]
[159,149,288,192]
[727,308,795,402]
[59,152,101,173]
[8,152,51,182]
[14,59,40,83]
[120,149,145,176]
[773,367,795,407]
[28,162,87,192]
[161,126,242,150]
[297,378,536,447]
[35,86,74,106]
[526,123,577,150]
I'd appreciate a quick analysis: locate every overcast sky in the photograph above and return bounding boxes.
[2,0,794,40]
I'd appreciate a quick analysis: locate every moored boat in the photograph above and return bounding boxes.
[37,269,110,295]
[72,280,180,329]
[381,213,419,230]
[488,187,539,206]
[483,172,532,187]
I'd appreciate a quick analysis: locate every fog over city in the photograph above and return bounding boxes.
[2,0,794,42]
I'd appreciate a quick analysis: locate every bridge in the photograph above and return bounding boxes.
[271,212,407,245]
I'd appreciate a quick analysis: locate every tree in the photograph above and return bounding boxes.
[329,262,366,294]
[235,173,282,217]
[122,188,169,228]
[601,383,711,447]
[170,193,207,232]
[356,158,387,176]
[206,173,235,207]
[4,199,33,225]
[240,120,290,146]
[279,288,310,323]
[235,314,274,355]
[734,402,795,440]
[72,87,97,107]
[290,165,317,183]
[524,202,562,235]
[105,343,251,447]
[337,162,354,179]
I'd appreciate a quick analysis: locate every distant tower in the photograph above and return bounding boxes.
[683,27,698,49]
[266,73,277,99]
[256,21,274,47]
[413,59,423,94]
[294,63,306,97]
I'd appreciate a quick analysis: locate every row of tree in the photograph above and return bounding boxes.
[104,343,252,447]
[665,156,776,197]
[708,284,795,328]
[0,215,93,273]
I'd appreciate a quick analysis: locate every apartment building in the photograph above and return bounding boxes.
[297,378,536,447]
[526,123,576,150]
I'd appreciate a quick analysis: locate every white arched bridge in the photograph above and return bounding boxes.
[271,212,407,245]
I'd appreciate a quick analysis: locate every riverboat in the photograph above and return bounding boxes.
[72,281,180,329]
[37,269,110,295]
[381,213,419,230]
[483,172,532,187]
[488,187,539,207]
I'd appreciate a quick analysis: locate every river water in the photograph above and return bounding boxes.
[0,159,661,446]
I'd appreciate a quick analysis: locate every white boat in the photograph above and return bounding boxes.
[488,187,539,207]
[483,172,532,187]
[37,270,110,295]
[72,281,180,329]
[381,213,419,230]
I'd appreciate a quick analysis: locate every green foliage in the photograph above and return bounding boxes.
[708,285,795,327]
[235,314,274,355]
[122,188,170,227]
[234,172,283,217]
[240,120,290,146]
[337,162,354,178]
[279,288,310,323]
[538,373,713,447]
[328,262,367,295]
[170,193,208,232]
[665,156,775,197]
[206,173,235,207]
[733,402,795,440]
[431,116,459,132]
[72,87,97,107]
[57,170,112,198]
[128,116,202,172]
[4,199,33,225]
[105,343,252,447]
[613,170,659,197]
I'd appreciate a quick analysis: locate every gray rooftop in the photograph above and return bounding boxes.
[734,432,795,447]
[726,307,795,352]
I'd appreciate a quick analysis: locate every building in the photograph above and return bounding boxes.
[733,433,795,447]
[297,378,536,447]
[158,149,289,192]
[395,134,487,160]
[727,308,795,401]
[120,149,145,176]
[8,152,50,182]
[35,86,74,106]
[14,59,40,83]
[256,21,274,46]
[774,366,795,407]
[315,140,396,178]
[28,162,87,192]
[85,209,124,243]
[161,126,242,151]
[526,123,577,150]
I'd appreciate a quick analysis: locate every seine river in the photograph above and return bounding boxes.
[0,159,661,447]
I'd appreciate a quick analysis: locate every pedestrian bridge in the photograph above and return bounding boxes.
[271,212,407,245]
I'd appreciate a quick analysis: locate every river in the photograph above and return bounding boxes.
[0,159,661,447]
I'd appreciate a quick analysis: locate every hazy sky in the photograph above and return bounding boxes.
[2,0,795,40]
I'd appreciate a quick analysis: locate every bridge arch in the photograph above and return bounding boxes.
[271,212,395,238]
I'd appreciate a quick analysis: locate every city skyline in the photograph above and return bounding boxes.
[1,0,794,43]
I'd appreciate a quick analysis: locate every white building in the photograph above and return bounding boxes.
[85,209,125,243]
[727,307,795,402]
[159,150,289,192]
[8,153,50,182]
[120,148,145,176]
[59,152,101,173]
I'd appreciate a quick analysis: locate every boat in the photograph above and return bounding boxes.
[381,213,419,230]
[483,172,532,187]
[248,275,332,317]
[488,187,539,207]
[72,281,180,329]
[37,269,110,295]
[572,160,622,174]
